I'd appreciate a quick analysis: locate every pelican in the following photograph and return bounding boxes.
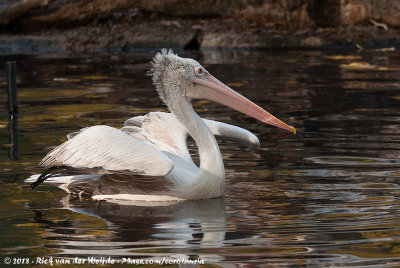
[30,49,295,201]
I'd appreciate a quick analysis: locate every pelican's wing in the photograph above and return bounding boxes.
[121,112,260,159]
[122,112,191,160]
[203,118,260,148]
[40,125,173,177]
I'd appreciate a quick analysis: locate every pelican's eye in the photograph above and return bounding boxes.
[194,66,207,76]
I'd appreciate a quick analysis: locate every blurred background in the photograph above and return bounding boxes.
[0,0,399,53]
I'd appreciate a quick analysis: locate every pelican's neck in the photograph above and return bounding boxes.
[168,99,225,199]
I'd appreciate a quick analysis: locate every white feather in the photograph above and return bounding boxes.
[40,125,173,177]
[122,112,260,158]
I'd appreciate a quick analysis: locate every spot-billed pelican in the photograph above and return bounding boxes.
[30,49,295,201]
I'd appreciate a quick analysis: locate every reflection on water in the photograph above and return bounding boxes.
[0,50,400,266]
[29,197,227,262]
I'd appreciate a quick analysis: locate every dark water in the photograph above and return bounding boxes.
[0,49,400,267]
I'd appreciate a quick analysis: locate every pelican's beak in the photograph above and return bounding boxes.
[188,75,296,134]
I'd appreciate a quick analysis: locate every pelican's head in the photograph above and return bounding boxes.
[150,49,296,134]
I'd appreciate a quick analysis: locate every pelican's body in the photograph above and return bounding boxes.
[32,50,295,201]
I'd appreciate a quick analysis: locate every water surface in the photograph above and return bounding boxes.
[0,49,400,267]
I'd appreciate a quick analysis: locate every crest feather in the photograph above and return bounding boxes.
[149,49,176,102]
